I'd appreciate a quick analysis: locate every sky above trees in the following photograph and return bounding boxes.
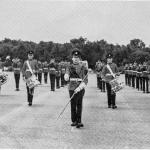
[0,0,150,46]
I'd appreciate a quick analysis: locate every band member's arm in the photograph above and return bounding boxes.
[22,61,27,77]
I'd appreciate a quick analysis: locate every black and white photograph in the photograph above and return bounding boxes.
[0,0,150,148]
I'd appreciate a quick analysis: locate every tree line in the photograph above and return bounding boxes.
[0,37,150,69]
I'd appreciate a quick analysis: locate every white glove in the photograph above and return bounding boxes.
[64,74,69,81]
[106,73,113,77]
[74,82,86,94]
[78,82,86,89]
[74,87,81,94]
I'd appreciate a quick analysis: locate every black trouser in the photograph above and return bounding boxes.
[44,72,48,83]
[50,74,56,91]
[56,76,60,88]
[146,77,149,93]
[142,77,146,93]
[69,89,85,123]
[14,73,20,89]
[139,77,142,91]
[136,77,139,90]
[102,80,106,92]
[125,74,128,85]
[132,75,135,88]
[61,73,65,87]
[26,85,34,103]
[38,73,42,84]
[106,83,116,106]
[128,75,131,86]
[97,77,102,90]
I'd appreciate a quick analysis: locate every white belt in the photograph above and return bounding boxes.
[50,68,55,71]
[70,78,83,82]
[14,68,20,70]
[44,68,48,69]
[26,69,35,72]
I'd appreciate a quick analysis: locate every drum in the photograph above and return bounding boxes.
[109,79,124,93]
[26,74,40,89]
[0,72,8,86]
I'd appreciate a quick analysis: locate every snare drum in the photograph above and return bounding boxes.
[109,79,124,93]
[26,74,40,89]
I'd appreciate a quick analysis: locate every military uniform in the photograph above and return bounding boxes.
[147,61,150,93]
[135,64,141,90]
[124,64,128,86]
[48,59,56,91]
[64,48,88,128]
[22,51,39,106]
[12,58,22,91]
[60,60,66,87]
[55,62,61,89]
[37,61,43,84]
[95,60,103,90]
[43,61,49,84]
[101,62,106,92]
[132,63,137,88]
[102,53,119,109]
[138,64,143,91]
[141,63,147,93]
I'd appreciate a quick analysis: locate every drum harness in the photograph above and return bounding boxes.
[106,64,124,93]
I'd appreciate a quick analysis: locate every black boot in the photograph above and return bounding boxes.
[71,122,77,126]
[76,122,84,128]
[112,105,117,109]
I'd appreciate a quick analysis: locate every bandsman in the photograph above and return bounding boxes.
[102,53,119,109]
[37,60,43,84]
[55,59,61,89]
[95,60,103,90]
[60,59,66,87]
[48,57,56,91]
[124,63,129,86]
[43,60,49,84]
[12,57,22,91]
[22,50,39,106]
[135,63,141,91]
[64,48,88,128]
[101,60,106,92]
[139,63,143,91]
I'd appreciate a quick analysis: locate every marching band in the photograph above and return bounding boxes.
[1,49,150,128]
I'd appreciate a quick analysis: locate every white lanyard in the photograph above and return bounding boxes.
[26,60,34,75]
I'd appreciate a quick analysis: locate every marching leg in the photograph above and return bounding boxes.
[16,73,20,91]
[69,90,77,126]
[106,83,112,108]
[26,85,34,106]
[76,89,85,128]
